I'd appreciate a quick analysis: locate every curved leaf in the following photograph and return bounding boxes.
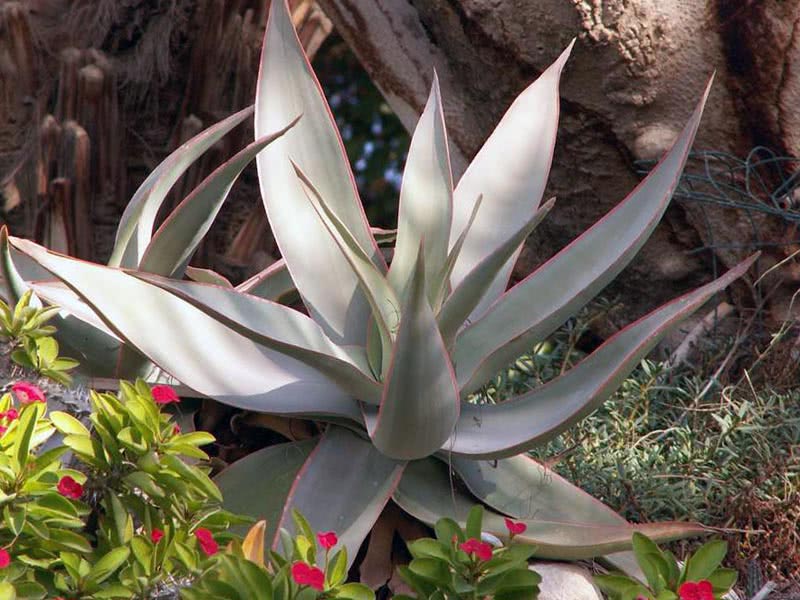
[389,73,453,301]
[438,198,554,345]
[448,42,573,321]
[296,166,400,361]
[109,106,254,268]
[447,254,756,458]
[2,229,120,375]
[451,453,627,525]
[140,119,298,278]
[215,439,317,542]
[186,266,233,288]
[454,79,713,393]
[11,238,363,420]
[275,426,405,567]
[236,259,294,301]
[256,0,383,345]
[393,458,705,560]
[365,251,459,460]
[133,272,382,404]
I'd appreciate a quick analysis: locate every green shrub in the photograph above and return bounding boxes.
[0,377,244,599]
[595,533,737,600]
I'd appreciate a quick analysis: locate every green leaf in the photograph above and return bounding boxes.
[275,426,404,568]
[160,454,222,502]
[139,120,298,278]
[388,73,452,303]
[109,106,254,268]
[465,505,483,540]
[333,583,374,600]
[448,43,573,322]
[86,546,131,587]
[434,518,463,546]
[408,558,450,586]
[408,538,449,561]
[255,0,383,344]
[365,249,459,460]
[49,411,90,437]
[454,80,714,394]
[12,239,363,420]
[12,403,41,470]
[684,539,728,582]
[706,568,737,591]
[493,569,542,592]
[327,548,348,587]
[0,582,15,600]
[447,254,758,457]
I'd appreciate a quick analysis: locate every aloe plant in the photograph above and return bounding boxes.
[0,0,757,574]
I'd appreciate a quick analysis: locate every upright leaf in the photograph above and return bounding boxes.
[438,198,554,344]
[139,119,298,278]
[275,426,405,567]
[365,251,459,460]
[109,106,254,268]
[389,73,453,301]
[455,80,714,393]
[215,439,317,543]
[448,42,573,320]
[296,167,400,362]
[255,0,383,345]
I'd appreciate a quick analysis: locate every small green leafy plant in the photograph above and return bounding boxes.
[0,290,78,385]
[594,533,737,600]
[0,376,245,599]
[395,506,541,600]
[185,511,373,600]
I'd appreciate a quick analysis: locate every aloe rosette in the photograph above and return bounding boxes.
[0,0,756,571]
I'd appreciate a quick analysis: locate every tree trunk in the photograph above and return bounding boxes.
[0,0,331,280]
[316,0,800,328]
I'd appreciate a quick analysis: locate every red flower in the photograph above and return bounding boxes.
[291,561,325,591]
[150,528,164,543]
[194,528,218,556]
[172,423,181,435]
[2,408,18,421]
[678,580,714,600]
[151,385,180,405]
[504,518,527,536]
[0,426,6,436]
[459,538,493,562]
[11,382,45,404]
[0,548,9,568]
[57,476,83,500]
[317,531,338,550]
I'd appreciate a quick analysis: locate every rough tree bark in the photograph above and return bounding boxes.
[316,0,800,328]
[0,0,331,279]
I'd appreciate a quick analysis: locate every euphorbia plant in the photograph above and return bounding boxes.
[396,507,542,599]
[0,0,758,575]
[184,512,373,600]
[0,374,242,598]
[594,533,737,600]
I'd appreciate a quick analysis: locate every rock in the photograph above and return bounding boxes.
[530,562,603,600]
